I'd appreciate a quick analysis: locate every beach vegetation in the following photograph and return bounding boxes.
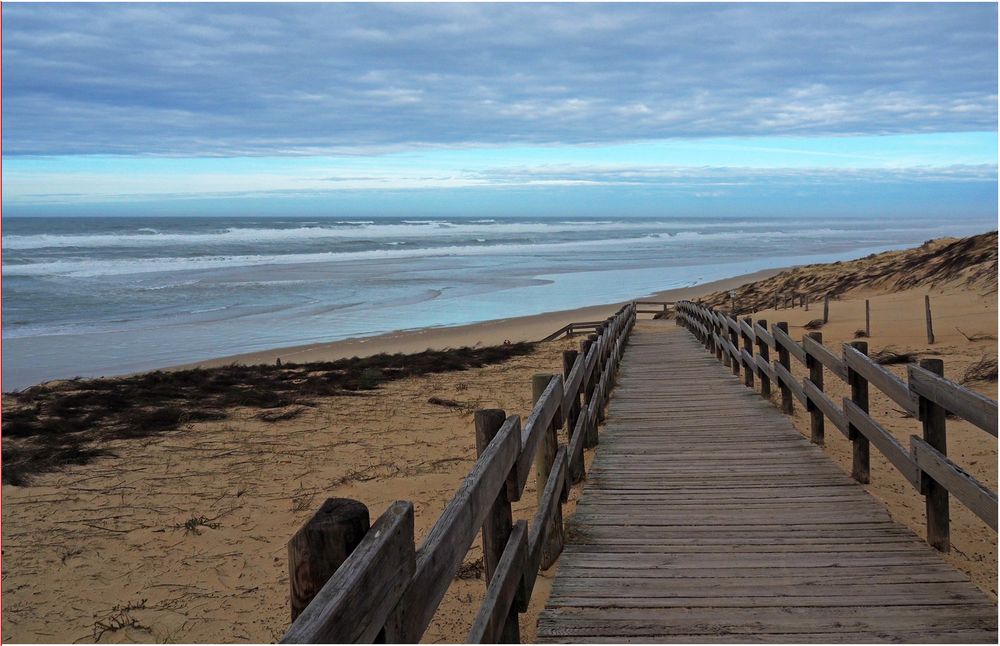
[2,342,535,485]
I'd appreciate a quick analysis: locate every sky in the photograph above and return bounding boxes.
[2,2,998,219]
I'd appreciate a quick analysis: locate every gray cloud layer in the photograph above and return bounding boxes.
[3,3,997,156]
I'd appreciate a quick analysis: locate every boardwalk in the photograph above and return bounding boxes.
[538,322,998,643]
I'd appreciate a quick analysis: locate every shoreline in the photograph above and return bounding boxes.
[177,267,784,370]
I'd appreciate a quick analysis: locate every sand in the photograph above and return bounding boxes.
[2,253,996,644]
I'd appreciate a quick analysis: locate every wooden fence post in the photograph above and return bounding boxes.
[847,341,871,483]
[925,295,935,344]
[776,322,793,414]
[742,317,754,388]
[805,332,825,445]
[756,319,770,399]
[533,374,564,569]
[288,498,371,621]
[774,293,779,310]
[823,294,830,323]
[804,295,809,312]
[865,299,871,337]
[918,358,949,552]
[474,409,519,642]
[714,311,724,363]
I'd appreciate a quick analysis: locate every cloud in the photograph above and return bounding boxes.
[2,3,996,157]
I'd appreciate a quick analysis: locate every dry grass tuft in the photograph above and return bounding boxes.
[961,355,999,384]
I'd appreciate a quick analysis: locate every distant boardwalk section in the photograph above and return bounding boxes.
[538,322,997,643]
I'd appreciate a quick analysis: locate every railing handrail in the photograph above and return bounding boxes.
[674,299,998,546]
[283,302,637,643]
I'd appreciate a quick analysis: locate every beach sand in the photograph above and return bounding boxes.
[2,244,996,643]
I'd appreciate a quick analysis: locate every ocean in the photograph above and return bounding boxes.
[2,214,991,390]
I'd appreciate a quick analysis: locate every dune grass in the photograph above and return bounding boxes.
[2,342,535,485]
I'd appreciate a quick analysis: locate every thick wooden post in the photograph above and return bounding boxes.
[865,299,871,336]
[288,498,371,621]
[533,374,564,569]
[804,295,809,311]
[741,317,754,388]
[756,319,770,399]
[925,295,935,344]
[774,293,779,310]
[776,322,793,414]
[847,341,871,483]
[823,294,830,323]
[474,409,519,642]
[805,332,825,445]
[918,358,949,552]
[714,312,724,362]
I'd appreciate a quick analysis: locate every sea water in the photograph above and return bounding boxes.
[2,214,991,389]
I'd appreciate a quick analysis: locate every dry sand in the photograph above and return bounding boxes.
[2,249,996,644]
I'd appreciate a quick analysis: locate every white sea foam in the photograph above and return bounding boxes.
[3,219,779,250]
[4,235,671,278]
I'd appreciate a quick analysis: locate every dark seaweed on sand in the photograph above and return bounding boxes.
[2,342,535,485]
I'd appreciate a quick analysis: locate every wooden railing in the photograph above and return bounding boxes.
[539,320,607,342]
[675,300,997,552]
[282,303,637,644]
[634,300,674,316]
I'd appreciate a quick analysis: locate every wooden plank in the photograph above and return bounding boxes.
[741,348,756,374]
[754,321,775,348]
[772,361,807,406]
[739,318,756,341]
[282,501,415,644]
[908,364,998,436]
[772,323,807,364]
[842,400,921,489]
[516,375,562,495]
[802,378,848,437]
[467,521,528,644]
[384,416,521,642]
[802,334,848,382]
[842,343,919,417]
[524,445,568,600]
[911,436,998,531]
[562,352,585,414]
[755,354,774,381]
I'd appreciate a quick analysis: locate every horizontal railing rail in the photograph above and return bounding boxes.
[675,299,998,551]
[282,302,637,643]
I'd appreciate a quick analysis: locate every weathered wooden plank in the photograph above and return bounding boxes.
[515,374,562,495]
[802,334,848,382]
[908,364,998,436]
[384,416,520,642]
[467,521,527,644]
[281,501,415,644]
[842,343,919,416]
[802,378,849,437]
[524,445,568,600]
[772,323,807,364]
[911,436,998,531]
[839,400,921,490]
[772,361,807,406]
[739,318,756,341]
[754,321,775,348]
